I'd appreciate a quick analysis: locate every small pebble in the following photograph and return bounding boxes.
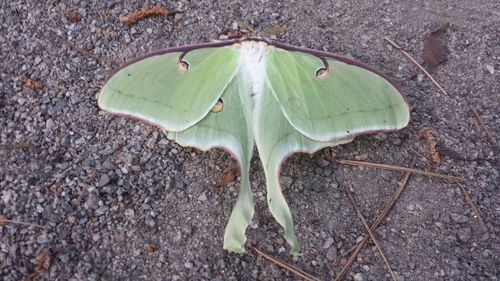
[174,12,184,21]
[326,247,338,261]
[450,213,468,224]
[184,262,193,269]
[280,176,293,189]
[484,64,494,74]
[197,193,208,202]
[353,272,365,281]
[316,157,330,167]
[125,208,135,218]
[323,237,334,249]
[97,174,110,187]
[482,249,493,258]
[457,227,472,242]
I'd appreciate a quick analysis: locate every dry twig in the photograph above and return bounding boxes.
[454,180,488,232]
[408,149,487,232]
[0,143,38,151]
[46,30,120,65]
[471,107,495,143]
[410,148,435,167]
[251,246,320,281]
[61,40,120,65]
[335,158,463,182]
[120,5,170,24]
[384,36,449,97]
[0,217,47,229]
[344,186,397,281]
[335,165,413,281]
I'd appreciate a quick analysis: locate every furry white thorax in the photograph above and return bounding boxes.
[238,41,272,101]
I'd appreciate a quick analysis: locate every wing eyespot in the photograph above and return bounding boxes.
[211,98,224,113]
[315,56,330,80]
[315,68,329,80]
[177,51,191,73]
[177,60,190,73]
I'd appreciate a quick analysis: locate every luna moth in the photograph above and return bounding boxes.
[98,38,410,254]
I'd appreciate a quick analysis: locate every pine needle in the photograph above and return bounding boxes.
[344,186,398,281]
[454,180,488,232]
[334,164,412,281]
[251,246,320,281]
[384,36,449,97]
[471,106,495,143]
[0,218,47,229]
[335,158,463,182]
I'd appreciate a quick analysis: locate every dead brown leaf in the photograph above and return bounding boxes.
[48,184,59,193]
[26,248,52,280]
[145,243,156,253]
[36,249,52,270]
[215,164,241,187]
[419,128,441,165]
[65,9,80,23]
[422,23,450,70]
[120,5,169,24]
[24,78,43,90]
[0,214,7,225]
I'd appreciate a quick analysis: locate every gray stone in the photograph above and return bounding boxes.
[145,215,156,227]
[95,206,109,216]
[85,192,100,210]
[124,208,135,218]
[353,272,365,281]
[311,181,324,193]
[184,261,193,269]
[457,227,472,242]
[323,237,334,249]
[280,176,293,189]
[97,174,110,187]
[316,157,330,167]
[326,247,338,261]
[450,213,469,224]
[99,148,114,156]
[102,160,115,170]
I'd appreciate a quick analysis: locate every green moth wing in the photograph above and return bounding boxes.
[166,72,254,253]
[266,48,410,141]
[258,45,409,252]
[98,45,239,131]
[254,84,355,253]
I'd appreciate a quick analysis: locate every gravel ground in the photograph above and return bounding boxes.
[1,1,498,280]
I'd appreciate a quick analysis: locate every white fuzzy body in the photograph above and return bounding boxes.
[238,41,272,102]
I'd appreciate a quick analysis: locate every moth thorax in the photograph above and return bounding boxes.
[239,41,270,101]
